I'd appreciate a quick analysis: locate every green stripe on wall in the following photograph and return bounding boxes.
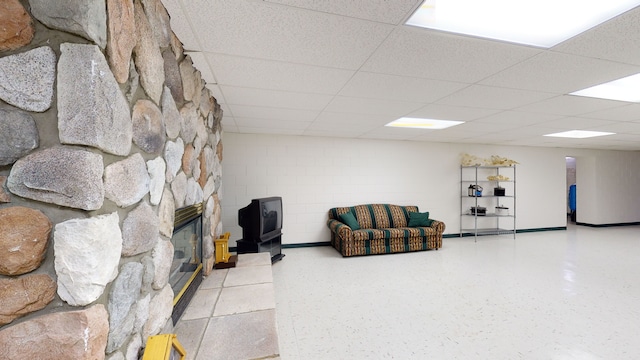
[575,222,640,228]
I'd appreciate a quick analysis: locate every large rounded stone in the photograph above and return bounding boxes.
[122,201,160,257]
[6,146,105,211]
[54,213,122,306]
[58,43,132,156]
[0,108,39,166]
[133,1,164,104]
[147,157,166,206]
[142,284,173,341]
[30,0,107,48]
[0,304,109,359]
[151,239,173,290]
[107,262,144,353]
[162,51,184,108]
[0,206,52,276]
[140,0,171,48]
[180,102,198,144]
[132,99,166,154]
[158,188,175,238]
[104,153,151,208]
[0,0,34,51]
[164,138,184,182]
[106,0,136,83]
[0,46,55,112]
[0,274,56,326]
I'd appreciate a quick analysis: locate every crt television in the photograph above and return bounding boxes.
[238,196,282,242]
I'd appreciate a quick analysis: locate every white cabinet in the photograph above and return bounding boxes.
[460,166,516,241]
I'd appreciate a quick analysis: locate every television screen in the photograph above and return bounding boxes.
[261,199,281,235]
[238,197,282,242]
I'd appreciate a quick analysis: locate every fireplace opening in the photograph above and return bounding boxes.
[171,202,203,324]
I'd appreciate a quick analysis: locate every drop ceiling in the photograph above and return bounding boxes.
[160,0,640,151]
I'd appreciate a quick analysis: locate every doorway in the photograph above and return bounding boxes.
[566,157,576,223]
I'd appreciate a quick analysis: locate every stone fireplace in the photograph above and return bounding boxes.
[0,1,224,359]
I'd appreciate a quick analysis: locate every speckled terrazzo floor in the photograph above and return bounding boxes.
[273,224,640,359]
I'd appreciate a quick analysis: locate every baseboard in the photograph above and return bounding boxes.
[230,242,331,252]
[575,222,640,228]
[231,228,571,251]
[449,226,567,238]
[282,242,331,249]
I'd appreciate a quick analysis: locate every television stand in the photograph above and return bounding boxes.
[236,233,284,263]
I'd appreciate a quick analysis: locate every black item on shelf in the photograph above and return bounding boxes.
[494,187,505,196]
[468,184,483,197]
[470,206,486,215]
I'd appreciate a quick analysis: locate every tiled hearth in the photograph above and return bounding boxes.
[174,253,280,360]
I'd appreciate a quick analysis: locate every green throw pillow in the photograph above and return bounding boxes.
[408,211,433,227]
[339,211,360,230]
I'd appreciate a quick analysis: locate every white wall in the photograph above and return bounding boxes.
[576,152,640,225]
[221,133,640,245]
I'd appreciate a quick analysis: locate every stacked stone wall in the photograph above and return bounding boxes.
[0,0,223,359]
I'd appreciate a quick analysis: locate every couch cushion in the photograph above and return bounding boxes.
[351,204,418,229]
[408,211,433,227]
[353,227,435,241]
[339,211,360,230]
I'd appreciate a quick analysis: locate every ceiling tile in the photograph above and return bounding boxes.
[160,0,200,50]
[235,126,305,135]
[515,95,625,116]
[361,27,542,83]
[308,112,393,130]
[473,111,563,126]
[324,96,425,117]
[264,0,421,25]
[480,51,640,93]
[302,129,369,138]
[436,85,554,110]
[406,104,501,121]
[181,0,393,69]
[221,86,333,111]
[554,7,640,66]
[205,53,354,95]
[581,103,640,122]
[234,117,310,131]
[229,105,319,122]
[338,72,467,103]
[537,117,618,130]
[585,121,640,134]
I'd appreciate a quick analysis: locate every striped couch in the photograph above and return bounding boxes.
[327,204,445,257]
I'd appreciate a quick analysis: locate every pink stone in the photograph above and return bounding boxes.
[0,304,109,359]
[0,206,52,276]
[0,274,56,326]
[0,0,34,51]
[106,0,136,83]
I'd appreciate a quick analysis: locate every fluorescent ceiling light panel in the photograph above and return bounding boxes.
[544,130,615,138]
[570,73,640,102]
[406,0,640,48]
[386,117,464,129]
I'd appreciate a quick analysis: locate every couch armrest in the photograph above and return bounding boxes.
[430,219,446,235]
[327,219,353,241]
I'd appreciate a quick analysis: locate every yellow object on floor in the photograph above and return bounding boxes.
[215,232,231,264]
[142,334,186,360]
